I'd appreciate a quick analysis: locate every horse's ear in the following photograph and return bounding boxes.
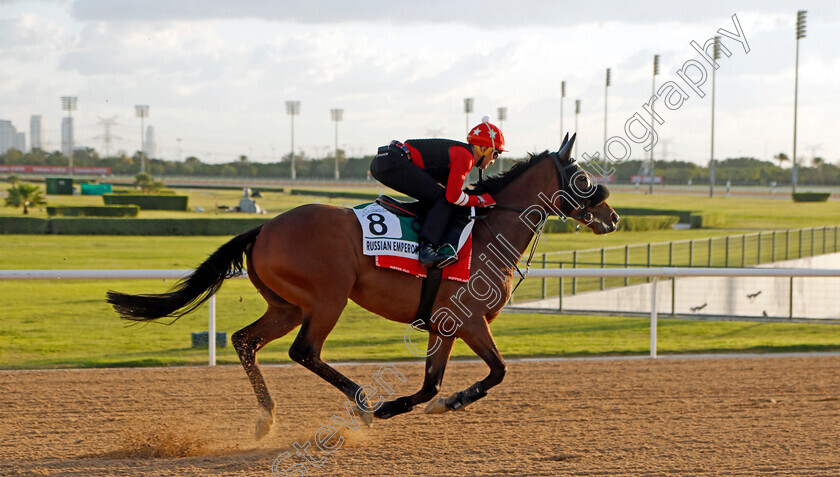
[557,133,576,161]
[560,132,570,149]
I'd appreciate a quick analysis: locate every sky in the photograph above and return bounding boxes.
[1,0,838,167]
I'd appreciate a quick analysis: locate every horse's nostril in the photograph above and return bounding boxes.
[611,212,620,224]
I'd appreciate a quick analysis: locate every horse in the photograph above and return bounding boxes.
[107,134,619,439]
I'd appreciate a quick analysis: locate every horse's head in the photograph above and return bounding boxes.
[548,134,619,235]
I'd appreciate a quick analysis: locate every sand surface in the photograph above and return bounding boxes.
[2,355,839,476]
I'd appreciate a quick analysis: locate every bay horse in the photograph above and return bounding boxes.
[107,134,619,439]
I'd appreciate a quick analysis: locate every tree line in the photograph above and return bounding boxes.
[1,147,838,185]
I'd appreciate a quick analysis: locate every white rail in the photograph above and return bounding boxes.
[2,268,837,361]
[0,269,249,366]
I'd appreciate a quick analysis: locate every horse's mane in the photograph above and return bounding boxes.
[470,150,551,196]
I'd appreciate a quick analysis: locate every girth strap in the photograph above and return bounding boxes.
[414,268,443,329]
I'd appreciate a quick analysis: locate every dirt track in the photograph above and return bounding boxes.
[1,355,839,476]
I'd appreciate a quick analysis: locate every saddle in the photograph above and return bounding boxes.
[375,195,473,248]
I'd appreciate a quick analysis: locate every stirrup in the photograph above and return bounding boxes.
[435,244,459,269]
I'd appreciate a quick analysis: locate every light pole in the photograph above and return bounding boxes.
[285,100,300,182]
[330,108,344,181]
[709,37,720,198]
[793,10,807,194]
[497,107,507,172]
[574,99,581,159]
[463,98,474,135]
[649,55,659,194]
[560,80,566,144]
[61,96,77,176]
[134,105,149,173]
[604,68,611,172]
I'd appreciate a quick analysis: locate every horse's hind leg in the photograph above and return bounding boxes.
[232,302,303,439]
[287,299,374,424]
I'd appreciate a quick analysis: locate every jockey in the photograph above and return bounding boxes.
[370,115,505,268]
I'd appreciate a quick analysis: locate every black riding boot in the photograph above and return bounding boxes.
[418,199,459,268]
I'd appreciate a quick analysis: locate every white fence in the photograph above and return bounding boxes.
[0,269,248,366]
[1,267,838,362]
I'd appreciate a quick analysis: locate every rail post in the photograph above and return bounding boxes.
[786,230,790,260]
[725,236,730,267]
[772,230,776,261]
[208,294,216,366]
[646,244,652,282]
[541,254,547,299]
[689,240,694,268]
[572,251,578,295]
[708,238,713,267]
[600,248,606,290]
[757,232,762,265]
[558,261,563,311]
[741,234,746,267]
[650,276,658,358]
[624,245,630,286]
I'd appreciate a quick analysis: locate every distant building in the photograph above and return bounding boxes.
[0,119,18,155]
[14,132,26,152]
[61,117,74,158]
[143,125,156,158]
[30,115,43,151]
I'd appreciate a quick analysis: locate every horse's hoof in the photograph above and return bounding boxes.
[374,398,413,419]
[255,408,275,440]
[355,405,374,428]
[423,397,448,414]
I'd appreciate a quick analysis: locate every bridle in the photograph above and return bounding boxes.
[473,140,599,291]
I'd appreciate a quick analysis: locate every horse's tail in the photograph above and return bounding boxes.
[106,225,264,323]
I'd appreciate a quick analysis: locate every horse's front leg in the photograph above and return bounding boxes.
[374,331,455,419]
[424,319,505,414]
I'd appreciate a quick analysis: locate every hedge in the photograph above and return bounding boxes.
[46,218,270,235]
[792,192,831,202]
[617,215,679,232]
[102,194,189,210]
[544,217,581,233]
[615,207,693,223]
[46,205,139,217]
[688,212,726,229]
[0,217,50,234]
[290,189,406,201]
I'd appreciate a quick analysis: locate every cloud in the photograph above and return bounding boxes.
[70,0,835,27]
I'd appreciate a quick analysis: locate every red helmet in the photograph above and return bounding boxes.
[467,115,507,152]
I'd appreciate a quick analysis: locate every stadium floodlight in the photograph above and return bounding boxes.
[560,80,566,145]
[710,37,720,198]
[792,10,807,193]
[331,108,344,181]
[574,99,581,159]
[463,98,474,135]
[604,68,611,172]
[497,107,508,172]
[650,55,659,194]
[61,96,78,175]
[286,101,300,182]
[135,105,150,173]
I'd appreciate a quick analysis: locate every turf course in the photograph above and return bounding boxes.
[1,189,839,368]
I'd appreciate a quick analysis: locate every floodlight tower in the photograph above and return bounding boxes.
[330,108,344,181]
[574,99,581,159]
[603,68,611,172]
[792,10,807,194]
[709,37,720,198]
[497,107,507,172]
[61,96,77,175]
[134,105,150,173]
[286,100,300,181]
[560,80,566,144]
[649,55,659,194]
[463,98,474,135]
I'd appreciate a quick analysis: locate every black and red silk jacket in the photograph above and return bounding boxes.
[403,139,484,208]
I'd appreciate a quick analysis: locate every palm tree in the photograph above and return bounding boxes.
[5,184,47,215]
[773,152,790,168]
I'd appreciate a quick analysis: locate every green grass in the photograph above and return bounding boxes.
[1,279,837,369]
[2,187,840,369]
